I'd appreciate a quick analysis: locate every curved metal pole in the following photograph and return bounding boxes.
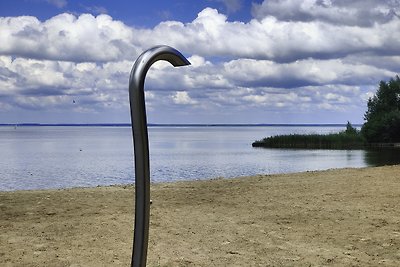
[129,45,190,267]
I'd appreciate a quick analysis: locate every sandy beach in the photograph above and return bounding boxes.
[1,165,400,266]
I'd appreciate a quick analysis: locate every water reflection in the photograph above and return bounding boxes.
[364,149,400,166]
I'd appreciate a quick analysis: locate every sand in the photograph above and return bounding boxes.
[1,165,400,266]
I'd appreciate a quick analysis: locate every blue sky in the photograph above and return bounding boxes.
[0,0,399,124]
[0,1,258,27]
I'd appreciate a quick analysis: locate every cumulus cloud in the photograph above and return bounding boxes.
[137,7,400,62]
[0,13,138,62]
[237,83,366,114]
[171,91,198,105]
[0,55,131,111]
[1,6,399,63]
[222,58,396,88]
[1,1,398,123]
[252,0,400,26]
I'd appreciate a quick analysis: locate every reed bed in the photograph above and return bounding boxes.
[252,132,365,149]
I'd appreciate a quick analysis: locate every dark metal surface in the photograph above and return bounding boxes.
[129,45,190,267]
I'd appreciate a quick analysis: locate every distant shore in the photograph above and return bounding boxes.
[0,123,361,127]
[1,165,399,266]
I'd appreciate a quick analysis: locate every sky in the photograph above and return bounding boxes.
[0,0,399,124]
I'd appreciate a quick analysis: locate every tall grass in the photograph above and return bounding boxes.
[252,131,365,149]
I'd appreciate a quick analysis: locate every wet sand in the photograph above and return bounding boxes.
[1,165,400,266]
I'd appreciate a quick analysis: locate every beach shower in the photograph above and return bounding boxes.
[129,45,191,267]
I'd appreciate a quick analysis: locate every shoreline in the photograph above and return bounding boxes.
[1,165,400,266]
[0,166,376,193]
[1,164,395,193]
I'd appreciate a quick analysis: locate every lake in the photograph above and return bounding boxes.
[0,125,399,191]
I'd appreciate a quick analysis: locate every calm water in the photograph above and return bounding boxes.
[0,126,399,191]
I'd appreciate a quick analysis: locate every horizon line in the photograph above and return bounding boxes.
[0,123,363,127]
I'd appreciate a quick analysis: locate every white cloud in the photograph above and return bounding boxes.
[0,55,131,111]
[324,93,351,103]
[0,50,391,120]
[242,90,309,109]
[135,6,399,61]
[1,6,399,63]
[0,13,138,62]
[222,58,396,88]
[0,3,398,123]
[252,0,400,26]
[171,91,198,105]
[318,102,340,111]
[237,84,364,114]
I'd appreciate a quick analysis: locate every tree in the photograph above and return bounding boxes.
[345,121,358,135]
[361,76,400,143]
